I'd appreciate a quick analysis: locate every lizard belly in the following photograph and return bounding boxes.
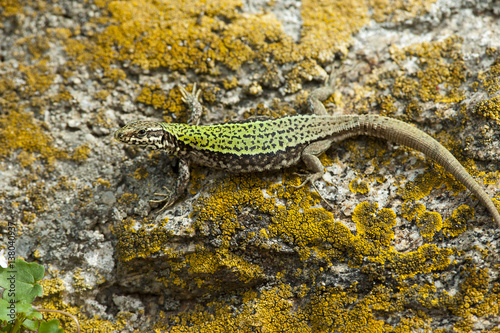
[184,144,305,172]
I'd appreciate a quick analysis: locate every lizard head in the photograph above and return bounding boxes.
[114,121,178,153]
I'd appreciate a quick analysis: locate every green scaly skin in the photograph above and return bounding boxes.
[114,78,500,227]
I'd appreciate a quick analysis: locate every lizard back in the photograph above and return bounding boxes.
[164,115,360,172]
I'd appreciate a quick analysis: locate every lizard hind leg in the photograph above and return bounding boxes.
[291,140,336,209]
[306,65,354,115]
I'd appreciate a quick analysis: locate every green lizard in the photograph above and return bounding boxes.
[114,77,500,227]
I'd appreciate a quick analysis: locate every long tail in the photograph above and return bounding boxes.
[355,115,500,227]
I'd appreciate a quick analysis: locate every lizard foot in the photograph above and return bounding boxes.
[150,187,176,213]
[290,173,335,210]
[178,83,201,106]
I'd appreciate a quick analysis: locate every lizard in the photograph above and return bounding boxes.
[114,74,500,228]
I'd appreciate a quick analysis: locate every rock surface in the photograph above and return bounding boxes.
[1,0,500,331]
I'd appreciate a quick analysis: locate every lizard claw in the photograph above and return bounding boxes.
[290,173,335,210]
[149,186,176,213]
[290,172,321,189]
[178,84,201,104]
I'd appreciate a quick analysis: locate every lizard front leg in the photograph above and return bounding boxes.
[150,158,191,213]
[151,85,201,212]
[306,67,346,115]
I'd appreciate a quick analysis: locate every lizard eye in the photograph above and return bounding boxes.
[137,129,146,137]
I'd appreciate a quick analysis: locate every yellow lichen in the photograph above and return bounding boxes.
[133,166,149,180]
[353,201,396,249]
[0,111,67,166]
[474,95,500,122]
[71,144,91,163]
[36,277,123,332]
[349,177,370,194]
[442,205,474,238]
[0,0,23,17]
[416,210,442,241]
[391,36,467,103]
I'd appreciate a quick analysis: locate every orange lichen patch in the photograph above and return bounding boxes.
[401,201,426,222]
[115,166,498,331]
[136,84,169,110]
[94,89,110,101]
[158,266,499,332]
[194,174,277,245]
[162,284,310,332]
[133,166,149,180]
[24,35,51,60]
[71,144,91,163]
[117,193,138,206]
[398,169,445,202]
[22,211,37,223]
[441,264,500,326]
[307,285,395,332]
[185,248,264,287]
[75,0,262,73]
[0,111,67,166]
[388,244,453,281]
[484,171,500,185]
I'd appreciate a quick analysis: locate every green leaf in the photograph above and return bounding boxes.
[38,319,64,333]
[0,298,40,323]
[0,322,15,332]
[0,299,16,322]
[0,259,44,303]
